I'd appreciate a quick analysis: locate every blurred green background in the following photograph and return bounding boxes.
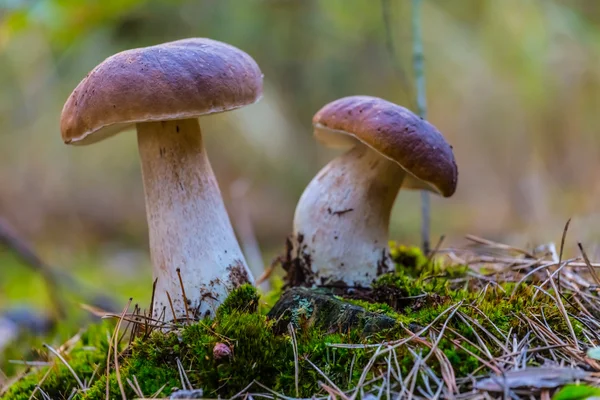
[1,0,600,317]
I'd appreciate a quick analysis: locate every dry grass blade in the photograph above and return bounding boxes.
[7,361,52,367]
[556,218,571,289]
[319,381,345,399]
[150,383,168,399]
[111,298,132,400]
[252,379,318,400]
[402,348,422,400]
[425,235,445,266]
[349,345,383,400]
[176,268,191,323]
[545,270,579,351]
[175,358,192,391]
[80,302,113,318]
[456,313,495,359]
[132,376,145,398]
[510,262,555,298]
[37,387,52,400]
[25,365,53,400]
[149,277,158,322]
[43,344,85,391]
[420,301,462,366]
[303,357,348,400]
[165,292,177,326]
[126,378,144,398]
[287,323,300,398]
[460,310,508,352]
[412,334,457,394]
[578,243,600,287]
[229,380,258,400]
[464,234,535,258]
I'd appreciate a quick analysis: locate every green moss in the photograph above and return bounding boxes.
[260,276,285,313]
[217,283,260,318]
[389,243,429,272]
[3,321,113,400]
[343,297,400,319]
[4,244,590,398]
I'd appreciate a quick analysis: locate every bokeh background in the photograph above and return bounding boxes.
[2,0,600,316]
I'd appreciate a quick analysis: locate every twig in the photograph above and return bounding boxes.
[411,0,431,254]
[557,218,571,290]
[578,243,600,287]
[149,277,158,322]
[176,268,191,323]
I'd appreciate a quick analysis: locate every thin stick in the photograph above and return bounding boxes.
[165,292,178,325]
[176,268,191,323]
[557,218,571,290]
[411,0,430,254]
[578,243,600,286]
[149,277,158,321]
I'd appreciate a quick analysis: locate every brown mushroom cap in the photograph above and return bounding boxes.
[312,95,458,197]
[61,38,263,145]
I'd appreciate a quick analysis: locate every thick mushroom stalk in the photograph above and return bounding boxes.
[137,118,253,321]
[293,143,406,287]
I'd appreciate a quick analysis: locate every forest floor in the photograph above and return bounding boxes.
[2,227,600,399]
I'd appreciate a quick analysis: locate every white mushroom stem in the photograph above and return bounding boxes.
[136,119,253,322]
[293,142,406,287]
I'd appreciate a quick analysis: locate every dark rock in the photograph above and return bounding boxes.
[267,287,396,335]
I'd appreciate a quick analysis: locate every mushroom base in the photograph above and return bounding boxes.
[291,143,406,288]
[136,119,253,322]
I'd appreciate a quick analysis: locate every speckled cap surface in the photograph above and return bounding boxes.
[61,38,263,145]
[313,95,458,197]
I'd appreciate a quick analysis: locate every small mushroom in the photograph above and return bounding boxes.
[293,96,458,288]
[60,38,263,322]
[212,342,232,361]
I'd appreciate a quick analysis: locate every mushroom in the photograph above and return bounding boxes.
[292,95,458,288]
[60,38,263,322]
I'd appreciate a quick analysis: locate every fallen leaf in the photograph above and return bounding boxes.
[553,384,600,400]
[475,367,590,392]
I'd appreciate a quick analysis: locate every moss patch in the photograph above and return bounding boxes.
[3,245,594,398]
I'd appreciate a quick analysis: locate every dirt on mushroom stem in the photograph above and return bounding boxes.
[289,143,406,288]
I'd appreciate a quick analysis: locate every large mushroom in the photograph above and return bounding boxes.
[60,38,263,322]
[292,96,458,288]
